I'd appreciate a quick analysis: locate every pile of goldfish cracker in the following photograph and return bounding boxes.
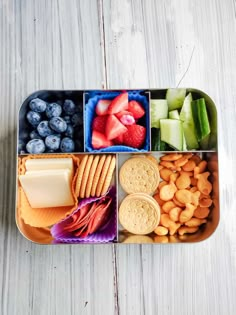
[154,153,213,237]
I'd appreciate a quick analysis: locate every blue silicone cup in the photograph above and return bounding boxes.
[85,90,150,153]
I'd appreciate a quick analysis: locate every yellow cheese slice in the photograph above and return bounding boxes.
[25,158,73,172]
[19,169,74,208]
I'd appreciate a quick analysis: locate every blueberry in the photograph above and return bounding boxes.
[49,117,67,133]
[18,139,26,153]
[46,102,62,119]
[37,120,54,137]
[29,130,42,140]
[60,137,75,152]
[45,135,61,150]
[26,111,41,127]
[26,139,45,154]
[63,99,76,115]
[29,98,47,112]
[65,124,74,138]
[71,113,83,127]
[62,115,71,124]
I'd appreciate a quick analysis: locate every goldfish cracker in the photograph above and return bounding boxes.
[162,201,176,213]
[173,196,185,208]
[160,168,173,182]
[198,160,207,173]
[154,226,168,236]
[191,191,201,206]
[160,181,177,201]
[196,172,212,195]
[178,226,199,235]
[193,207,210,219]
[169,207,182,222]
[185,218,207,227]
[176,173,191,189]
[179,203,196,223]
[199,195,213,207]
[182,160,196,172]
[175,189,192,204]
[189,154,201,165]
[159,161,176,170]
[160,153,182,161]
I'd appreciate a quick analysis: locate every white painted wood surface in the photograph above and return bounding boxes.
[0,0,236,314]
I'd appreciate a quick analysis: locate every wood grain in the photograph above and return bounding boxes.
[1,0,236,314]
[0,1,115,315]
[103,0,236,314]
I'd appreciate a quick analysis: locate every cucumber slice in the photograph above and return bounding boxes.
[151,128,159,151]
[169,110,180,119]
[160,119,183,151]
[166,88,186,111]
[151,99,168,128]
[151,128,167,151]
[180,93,199,149]
[191,98,211,141]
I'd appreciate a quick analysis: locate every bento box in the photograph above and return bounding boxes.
[16,89,219,244]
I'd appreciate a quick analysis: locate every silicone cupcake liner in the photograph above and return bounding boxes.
[51,186,117,243]
[85,90,150,153]
[18,154,80,227]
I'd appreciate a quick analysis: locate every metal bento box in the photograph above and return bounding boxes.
[16,89,219,244]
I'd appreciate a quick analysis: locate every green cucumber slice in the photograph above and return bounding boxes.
[166,88,186,111]
[191,98,211,141]
[169,110,180,119]
[151,128,159,151]
[180,93,199,149]
[160,119,183,151]
[151,99,168,128]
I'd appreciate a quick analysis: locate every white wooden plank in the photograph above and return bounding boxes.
[0,1,115,314]
[103,0,236,314]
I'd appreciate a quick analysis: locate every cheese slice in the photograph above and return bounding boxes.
[25,169,73,181]
[25,158,73,173]
[19,169,74,208]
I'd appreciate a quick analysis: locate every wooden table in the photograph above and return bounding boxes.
[1,1,236,314]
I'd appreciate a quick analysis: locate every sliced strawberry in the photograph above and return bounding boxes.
[92,130,113,149]
[95,99,111,116]
[123,124,146,148]
[115,111,135,126]
[92,115,108,133]
[105,115,127,140]
[113,133,124,145]
[115,110,133,119]
[128,100,145,119]
[108,92,129,114]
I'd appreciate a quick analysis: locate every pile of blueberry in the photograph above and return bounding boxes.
[19,98,83,154]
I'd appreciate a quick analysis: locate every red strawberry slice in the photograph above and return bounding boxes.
[108,92,129,114]
[92,130,113,149]
[115,110,133,119]
[95,99,111,116]
[123,124,146,148]
[105,115,128,140]
[128,100,145,119]
[115,110,135,125]
[113,133,124,145]
[92,115,108,133]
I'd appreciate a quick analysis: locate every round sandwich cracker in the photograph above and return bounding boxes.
[101,155,116,196]
[119,193,160,235]
[75,155,88,197]
[96,155,112,197]
[119,157,160,194]
[79,155,94,198]
[85,155,100,198]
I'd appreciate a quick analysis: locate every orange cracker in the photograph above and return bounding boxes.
[79,155,94,198]
[85,155,100,198]
[75,155,89,197]
[90,155,106,197]
[101,155,116,196]
[96,155,112,197]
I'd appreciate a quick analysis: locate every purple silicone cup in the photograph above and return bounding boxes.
[51,186,117,243]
